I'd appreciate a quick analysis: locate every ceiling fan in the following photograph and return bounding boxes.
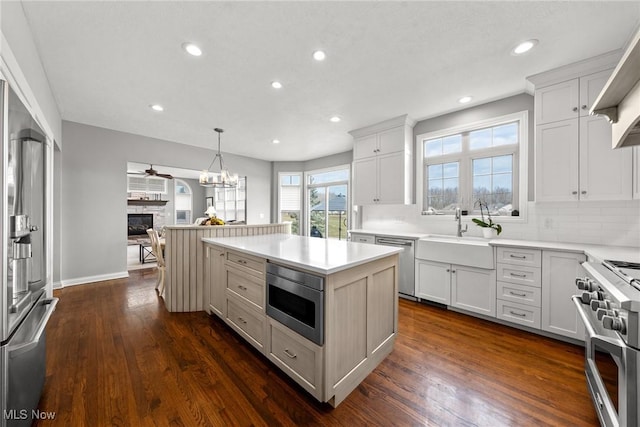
[129,164,173,179]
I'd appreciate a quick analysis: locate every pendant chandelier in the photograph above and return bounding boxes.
[199,128,238,188]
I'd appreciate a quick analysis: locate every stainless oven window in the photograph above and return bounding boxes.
[266,263,324,346]
[269,285,316,329]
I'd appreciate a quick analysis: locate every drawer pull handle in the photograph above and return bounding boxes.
[510,273,527,278]
[284,349,297,359]
[509,310,527,317]
[509,254,527,259]
[237,260,247,265]
[509,291,527,297]
[238,285,247,291]
[237,317,247,324]
[219,253,225,257]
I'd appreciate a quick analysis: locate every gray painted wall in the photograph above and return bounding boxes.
[60,121,271,284]
[414,93,535,200]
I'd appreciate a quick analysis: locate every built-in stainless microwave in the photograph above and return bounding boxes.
[266,262,324,345]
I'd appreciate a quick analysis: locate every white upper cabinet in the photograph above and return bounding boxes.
[350,115,415,205]
[531,57,633,202]
[535,79,579,124]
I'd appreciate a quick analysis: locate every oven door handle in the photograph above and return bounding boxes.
[572,296,624,358]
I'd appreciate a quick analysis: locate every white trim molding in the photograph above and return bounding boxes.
[59,271,129,288]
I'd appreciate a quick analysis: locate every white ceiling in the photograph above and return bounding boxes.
[21,1,640,162]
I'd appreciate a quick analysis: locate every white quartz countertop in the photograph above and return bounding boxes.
[202,234,402,275]
[348,229,428,240]
[490,239,640,264]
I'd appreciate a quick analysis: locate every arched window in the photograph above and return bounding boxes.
[174,179,192,224]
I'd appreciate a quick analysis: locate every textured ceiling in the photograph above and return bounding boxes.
[20,1,640,161]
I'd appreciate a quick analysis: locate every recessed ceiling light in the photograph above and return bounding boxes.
[512,39,538,55]
[330,116,341,123]
[182,42,202,57]
[272,139,280,144]
[458,96,472,104]
[313,50,326,61]
[150,104,164,112]
[271,81,283,89]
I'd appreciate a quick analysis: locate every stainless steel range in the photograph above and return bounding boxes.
[574,259,640,427]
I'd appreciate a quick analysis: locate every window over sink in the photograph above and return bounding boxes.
[417,111,528,218]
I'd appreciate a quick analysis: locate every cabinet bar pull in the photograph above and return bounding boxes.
[238,285,247,291]
[237,317,247,324]
[509,291,527,297]
[509,254,526,259]
[509,310,527,317]
[284,349,297,359]
[572,107,578,112]
[510,272,527,278]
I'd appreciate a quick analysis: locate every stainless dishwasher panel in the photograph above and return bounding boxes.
[375,237,415,297]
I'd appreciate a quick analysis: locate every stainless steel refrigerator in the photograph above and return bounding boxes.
[0,80,58,426]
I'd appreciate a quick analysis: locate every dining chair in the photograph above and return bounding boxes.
[146,228,166,295]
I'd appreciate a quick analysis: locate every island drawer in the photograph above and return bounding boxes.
[497,300,541,329]
[226,250,265,277]
[497,281,541,307]
[226,298,265,349]
[496,247,542,267]
[268,320,322,396]
[226,267,264,310]
[496,263,541,287]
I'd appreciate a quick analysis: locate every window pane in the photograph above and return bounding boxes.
[470,128,492,150]
[442,135,462,154]
[473,175,491,194]
[428,179,443,195]
[309,170,348,185]
[309,187,326,237]
[281,211,300,235]
[424,139,442,158]
[473,158,491,175]
[493,155,512,173]
[442,162,459,178]
[428,164,443,180]
[493,173,512,193]
[493,123,518,146]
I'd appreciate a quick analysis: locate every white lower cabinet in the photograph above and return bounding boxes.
[450,265,496,317]
[541,250,586,341]
[206,245,226,318]
[416,260,495,317]
[415,260,451,305]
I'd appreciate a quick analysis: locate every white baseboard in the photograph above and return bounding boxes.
[59,271,129,288]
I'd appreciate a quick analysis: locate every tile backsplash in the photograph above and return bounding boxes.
[361,200,640,247]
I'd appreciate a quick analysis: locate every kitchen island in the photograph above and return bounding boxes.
[202,233,401,407]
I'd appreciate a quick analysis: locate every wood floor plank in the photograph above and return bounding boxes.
[35,269,609,426]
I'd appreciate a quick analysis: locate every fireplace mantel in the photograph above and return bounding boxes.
[127,199,168,206]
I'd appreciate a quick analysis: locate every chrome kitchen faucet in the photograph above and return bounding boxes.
[455,207,468,237]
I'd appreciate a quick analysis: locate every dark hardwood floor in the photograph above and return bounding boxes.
[35,269,610,426]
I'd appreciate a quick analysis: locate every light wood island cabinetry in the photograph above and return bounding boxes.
[164,223,290,312]
[203,234,400,407]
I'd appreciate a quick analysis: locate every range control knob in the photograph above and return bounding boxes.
[590,300,610,312]
[596,308,614,321]
[602,315,627,333]
[576,277,597,291]
[581,291,603,305]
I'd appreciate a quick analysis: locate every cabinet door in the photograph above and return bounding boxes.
[579,115,633,200]
[353,134,378,160]
[352,158,378,205]
[377,126,406,155]
[535,79,579,125]
[206,245,226,318]
[350,233,375,244]
[579,69,612,117]
[541,251,586,341]
[377,152,407,204]
[536,120,580,201]
[451,265,496,317]
[416,260,451,305]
